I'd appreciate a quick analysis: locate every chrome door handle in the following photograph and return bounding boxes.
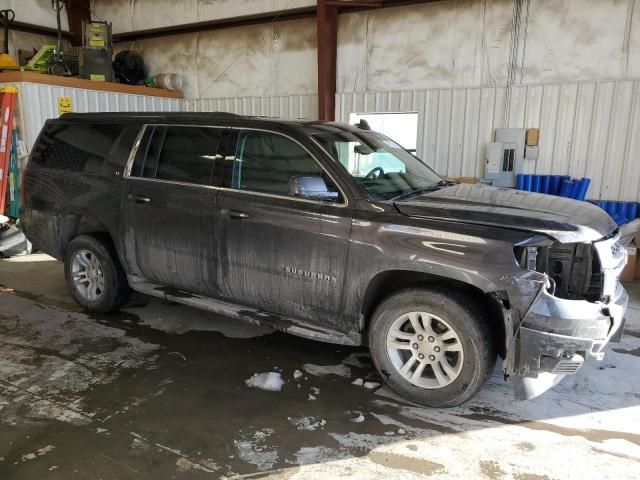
[128,194,151,204]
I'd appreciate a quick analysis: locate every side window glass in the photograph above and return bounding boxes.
[233,131,340,201]
[130,126,222,186]
[32,124,125,173]
[130,126,158,177]
[155,127,222,185]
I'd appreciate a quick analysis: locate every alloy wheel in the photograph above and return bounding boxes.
[386,311,464,389]
[71,249,105,301]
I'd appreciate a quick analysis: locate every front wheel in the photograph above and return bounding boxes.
[368,287,496,407]
[64,235,130,313]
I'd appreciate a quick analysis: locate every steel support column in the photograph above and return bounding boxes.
[66,0,91,46]
[317,0,338,121]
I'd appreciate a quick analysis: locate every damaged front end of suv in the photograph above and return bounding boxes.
[504,231,628,399]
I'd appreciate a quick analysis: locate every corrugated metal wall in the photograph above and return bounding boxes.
[336,79,640,202]
[5,79,638,202]
[0,82,182,151]
[183,95,318,120]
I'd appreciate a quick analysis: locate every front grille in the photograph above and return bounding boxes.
[515,232,623,303]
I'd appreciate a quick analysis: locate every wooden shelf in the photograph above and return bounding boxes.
[0,71,182,99]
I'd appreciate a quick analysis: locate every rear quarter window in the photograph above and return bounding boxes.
[31,123,126,173]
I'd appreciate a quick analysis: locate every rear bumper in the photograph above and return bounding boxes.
[515,280,628,379]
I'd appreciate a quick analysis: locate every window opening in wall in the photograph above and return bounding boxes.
[349,112,419,154]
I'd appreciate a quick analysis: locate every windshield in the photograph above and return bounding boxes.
[313,130,443,200]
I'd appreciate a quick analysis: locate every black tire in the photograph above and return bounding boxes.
[64,235,131,313]
[368,287,496,407]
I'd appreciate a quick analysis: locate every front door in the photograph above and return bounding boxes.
[215,129,352,329]
[122,124,225,297]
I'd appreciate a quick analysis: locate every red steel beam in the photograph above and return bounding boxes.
[317,0,339,121]
[111,1,440,43]
[66,0,91,46]
[112,6,317,43]
[11,20,71,39]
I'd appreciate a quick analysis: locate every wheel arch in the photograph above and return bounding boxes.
[360,269,508,358]
[56,213,116,258]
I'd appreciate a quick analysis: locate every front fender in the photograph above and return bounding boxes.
[341,214,534,329]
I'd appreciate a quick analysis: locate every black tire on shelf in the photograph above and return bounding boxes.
[368,286,497,407]
[64,235,131,313]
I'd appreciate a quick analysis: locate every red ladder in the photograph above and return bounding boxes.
[0,86,17,215]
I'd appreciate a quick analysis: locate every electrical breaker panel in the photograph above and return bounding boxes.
[482,128,526,187]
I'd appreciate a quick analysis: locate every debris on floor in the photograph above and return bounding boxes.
[1,256,639,479]
[245,372,286,392]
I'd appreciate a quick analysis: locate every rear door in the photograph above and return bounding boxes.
[122,124,225,296]
[215,128,352,329]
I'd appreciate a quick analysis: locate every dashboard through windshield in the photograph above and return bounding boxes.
[313,130,443,200]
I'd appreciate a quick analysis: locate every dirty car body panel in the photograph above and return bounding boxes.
[21,112,628,400]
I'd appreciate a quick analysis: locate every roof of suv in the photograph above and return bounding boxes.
[57,112,366,136]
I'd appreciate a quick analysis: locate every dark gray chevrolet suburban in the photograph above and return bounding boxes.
[21,112,628,406]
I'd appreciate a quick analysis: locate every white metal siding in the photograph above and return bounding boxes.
[183,95,318,120]
[336,79,640,202]
[4,79,639,203]
[0,82,182,151]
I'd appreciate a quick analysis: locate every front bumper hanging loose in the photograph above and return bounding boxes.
[512,280,627,400]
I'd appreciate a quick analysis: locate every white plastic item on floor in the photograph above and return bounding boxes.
[245,372,285,392]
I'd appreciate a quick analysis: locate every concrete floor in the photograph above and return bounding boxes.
[0,254,639,479]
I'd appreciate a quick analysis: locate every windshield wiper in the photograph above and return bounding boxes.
[389,181,449,201]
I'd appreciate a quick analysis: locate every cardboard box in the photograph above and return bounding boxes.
[444,176,478,184]
[620,246,637,283]
[457,176,478,184]
[526,128,539,146]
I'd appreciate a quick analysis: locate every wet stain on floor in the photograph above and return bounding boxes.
[479,460,505,479]
[613,347,640,358]
[2,257,640,479]
[368,451,446,476]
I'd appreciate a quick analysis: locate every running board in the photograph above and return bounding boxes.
[127,277,360,346]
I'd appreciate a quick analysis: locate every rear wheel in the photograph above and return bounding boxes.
[64,235,130,313]
[368,287,496,407]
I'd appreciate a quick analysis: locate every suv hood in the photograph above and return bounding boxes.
[394,183,617,243]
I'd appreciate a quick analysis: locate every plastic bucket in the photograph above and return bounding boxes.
[146,73,183,91]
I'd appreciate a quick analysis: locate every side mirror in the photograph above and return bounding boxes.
[289,176,339,201]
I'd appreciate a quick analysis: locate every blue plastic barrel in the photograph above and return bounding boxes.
[628,202,639,220]
[550,175,561,196]
[516,174,525,190]
[575,177,591,201]
[532,175,542,193]
[559,180,574,197]
[613,202,623,216]
[620,202,630,222]
[569,181,581,199]
[541,175,551,194]
[523,174,533,191]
